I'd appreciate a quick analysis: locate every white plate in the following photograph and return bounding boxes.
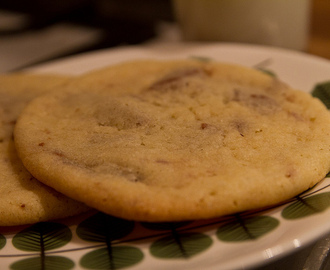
[2,43,330,270]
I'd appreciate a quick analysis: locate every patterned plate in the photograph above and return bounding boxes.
[1,43,330,270]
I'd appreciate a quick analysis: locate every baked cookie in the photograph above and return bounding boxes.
[0,73,89,226]
[14,60,330,222]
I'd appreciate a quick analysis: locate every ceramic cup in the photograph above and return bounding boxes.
[172,0,311,51]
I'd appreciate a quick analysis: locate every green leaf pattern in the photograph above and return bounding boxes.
[76,213,141,269]
[282,192,330,219]
[80,246,143,269]
[312,81,330,109]
[217,215,279,242]
[10,222,73,270]
[150,232,212,259]
[10,256,74,270]
[0,233,6,250]
[12,222,72,252]
[76,212,134,242]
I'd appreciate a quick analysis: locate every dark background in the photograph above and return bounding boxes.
[0,0,174,47]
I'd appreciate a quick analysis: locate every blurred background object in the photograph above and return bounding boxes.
[172,0,311,51]
[0,0,174,72]
[0,0,329,72]
[0,0,173,38]
[308,0,330,59]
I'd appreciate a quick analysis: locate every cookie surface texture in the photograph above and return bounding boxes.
[14,60,330,222]
[0,73,89,226]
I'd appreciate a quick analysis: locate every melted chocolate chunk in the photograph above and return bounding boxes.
[232,89,279,114]
[148,67,211,91]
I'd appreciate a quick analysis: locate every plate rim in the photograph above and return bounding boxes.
[14,42,330,270]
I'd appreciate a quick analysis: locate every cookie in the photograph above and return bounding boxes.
[0,73,89,226]
[14,60,330,222]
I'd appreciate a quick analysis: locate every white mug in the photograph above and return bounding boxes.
[172,0,311,51]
